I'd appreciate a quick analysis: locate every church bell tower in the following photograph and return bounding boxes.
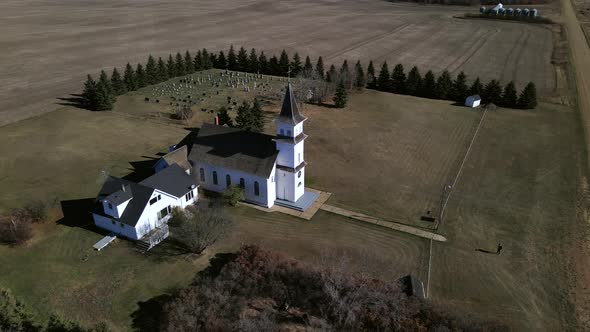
[274,82,308,202]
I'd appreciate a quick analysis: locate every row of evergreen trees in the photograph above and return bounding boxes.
[368,62,537,109]
[216,99,265,132]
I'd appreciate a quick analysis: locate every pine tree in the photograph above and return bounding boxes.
[248,48,259,73]
[435,70,453,100]
[227,45,237,71]
[269,56,280,76]
[145,55,158,85]
[420,70,436,98]
[452,71,468,103]
[377,62,391,92]
[291,53,302,77]
[501,81,518,108]
[175,52,185,77]
[469,77,483,97]
[201,49,213,69]
[366,61,376,89]
[135,63,147,89]
[405,66,422,96]
[215,51,226,69]
[315,56,325,79]
[354,60,365,89]
[217,107,233,127]
[99,70,113,98]
[110,67,126,95]
[340,60,351,89]
[82,75,98,110]
[258,52,268,75]
[123,63,136,92]
[157,57,168,82]
[237,46,249,72]
[95,80,114,111]
[518,82,537,109]
[167,54,175,78]
[235,101,252,130]
[483,79,502,104]
[303,56,313,77]
[333,80,348,108]
[194,50,203,70]
[391,64,406,94]
[209,52,217,69]
[185,51,194,74]
[279,50,290,77]
[326,65,338,83]
[250,99,265,133]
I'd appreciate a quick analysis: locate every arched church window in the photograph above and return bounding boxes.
[226,174,231,188]
[200,168,205,182]
[254,181,260,196]
[280,129,284,136]
[287,130,292,136]
[213,171,218,185]
[240,178,245,188]
[298,171,302,178]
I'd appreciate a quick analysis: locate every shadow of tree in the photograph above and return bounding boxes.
[55,94,91,110]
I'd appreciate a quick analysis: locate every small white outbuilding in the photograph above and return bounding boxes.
[465,95,481,108]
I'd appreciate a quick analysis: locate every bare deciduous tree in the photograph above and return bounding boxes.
[0,211,33,245]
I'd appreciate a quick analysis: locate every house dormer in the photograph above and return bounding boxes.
[102,184,133,219]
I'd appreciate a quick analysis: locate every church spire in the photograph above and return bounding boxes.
[277,82,306,125]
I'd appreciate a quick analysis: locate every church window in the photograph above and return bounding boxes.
[298,182,302,187]
[298,153,301,163]
[111,220,115,225]
[254,181,260,196]
[240,178,245,188]
[287,130,292,136]
[298,171,302,178]
[199,168,205,182]
[226,174,231,188]
[280,129,284,136]
[213,171,218,185]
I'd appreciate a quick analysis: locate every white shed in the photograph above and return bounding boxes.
[465,95,481,108]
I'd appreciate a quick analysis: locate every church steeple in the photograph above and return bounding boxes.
[277,83,307,125]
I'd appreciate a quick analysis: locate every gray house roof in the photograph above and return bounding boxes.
[155,145,191,172]
[140,164,198,197]
[277,83,307,125]
[185,123,278,178]
[96,177,154,227]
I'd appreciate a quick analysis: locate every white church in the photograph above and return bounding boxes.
[176,82,318,210]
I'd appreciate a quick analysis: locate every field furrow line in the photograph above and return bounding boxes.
[500,26,531,84]
[445,27,499,75]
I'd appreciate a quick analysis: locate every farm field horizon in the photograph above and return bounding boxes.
[0,0,557,127]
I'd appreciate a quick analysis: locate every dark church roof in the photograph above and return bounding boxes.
[277,83,307,125]
[185,124,278,178]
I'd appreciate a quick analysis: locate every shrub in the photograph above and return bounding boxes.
[169,204,232,254]
[223,185,245,206]
[0,212,33,245]
[22,200,48,223]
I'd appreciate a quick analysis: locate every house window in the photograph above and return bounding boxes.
[149,197,158,205]
[120,222,124,228]
[108,202,113,209]
[240,178,245,189]
[200,168,205,182]
[185,190,194,202]
[213,171,218,185]
[157,206,171,220]
[298,171,302,178]
[254,181,260,196]
[226,174,231,188]
[280,129,284,136]
[287,130,292,136]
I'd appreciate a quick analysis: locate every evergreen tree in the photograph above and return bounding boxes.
[110,67,126,95]
[279,50,290,76]
[354,60,365,89]
[216,51,227,69]
[194,50,203,70]
[237,46,249,72]
[405,66,422,96]
[483,79,502,104]
[326,64,338,83]
[157,57,168,82]
[391,63,406,94]
[340,60,351,88]
[209,52,217,69]
[95,80,114,111]
[201,49,213,69]
[434,70,453,100]
[227,45,237,70]
[452,71,468,102]
[145,55,158,85]
[124,63,136,91]
[501,81,518,108]
[290,53,302,76]
[248,48,259,73]
[82,74,98,110]
[258,51,269,74]
[315,56,325,79]
[303,56,313,77]
[420,70,436,98]
[99,70,113,98]
[135,63,147,89]
[333,80,348,108]
[250,99,265,133]
[217,107,233,127]
[366,61,376,89]
[469,77,483,97]
[167,54,175,78]
[235,101,252,130]
[185,50,194,74]
[376,62,391,92]
[175,52,185,77]
[518,82,537,109]
[269,56,280,76]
